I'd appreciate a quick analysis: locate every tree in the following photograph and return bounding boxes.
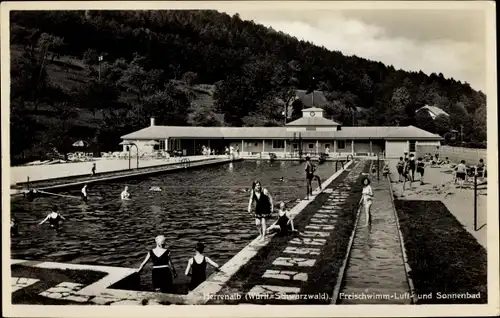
[75,80,120,118]
[187,101,225,127]
[415,111,436,133]
[181,71,198,86]
[36,33,64,85]
[434,114,451,136]
[472,106,486,142]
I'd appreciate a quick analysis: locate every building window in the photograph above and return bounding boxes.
[273,140,284,148]
[293,143,298,149]
[308,143,314,149]
[409,141,416,152]
[338,140,346,149]
[159,140,166,150]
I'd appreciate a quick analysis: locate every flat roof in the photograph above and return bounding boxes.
[121,125,442,140]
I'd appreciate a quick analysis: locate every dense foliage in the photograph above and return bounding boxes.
[9,10,487,163]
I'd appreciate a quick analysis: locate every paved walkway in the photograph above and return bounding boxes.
[201,160,370,304]
[387,159,487,248]
[11,155,225,185]
[11,260,185,305]
[337,167,411,304]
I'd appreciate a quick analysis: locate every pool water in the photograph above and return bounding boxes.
[10,160,340,291]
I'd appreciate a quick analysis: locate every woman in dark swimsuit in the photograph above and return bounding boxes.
[39,205,66,229]
[137,235,177,293]
[305,156,322,199]
[266,202,297,236]
[247,180,274,241]
[185,242,220,291]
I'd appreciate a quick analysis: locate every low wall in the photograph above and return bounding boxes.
[416,145,487,165]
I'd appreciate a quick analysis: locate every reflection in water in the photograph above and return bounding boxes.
[11,161,338,272]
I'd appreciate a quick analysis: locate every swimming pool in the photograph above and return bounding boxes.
[10,160,340,291]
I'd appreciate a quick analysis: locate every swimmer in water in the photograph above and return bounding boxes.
[121,186,131,200]
[279,177,284,182]
[11,217,19,236]
[81,184,88,202]
[39,205,66,229]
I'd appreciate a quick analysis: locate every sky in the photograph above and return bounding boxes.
[223,8,487,92]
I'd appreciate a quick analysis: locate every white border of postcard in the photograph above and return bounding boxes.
[2,1,498,317]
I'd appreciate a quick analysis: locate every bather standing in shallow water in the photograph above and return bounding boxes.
[39,205,66,229]
[137,235,178,293]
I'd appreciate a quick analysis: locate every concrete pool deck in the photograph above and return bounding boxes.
[10,155,228,185]
[10,160,359,305]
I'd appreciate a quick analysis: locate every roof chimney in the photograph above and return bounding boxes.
[150,117,155,126]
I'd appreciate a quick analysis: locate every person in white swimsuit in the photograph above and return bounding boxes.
[360,177,374,227]
[121,186,131,200]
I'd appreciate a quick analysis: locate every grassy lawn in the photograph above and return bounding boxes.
[394,200,487,304]
[11,264,107,305]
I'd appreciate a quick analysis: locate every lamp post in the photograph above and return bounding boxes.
[124,141,139,170]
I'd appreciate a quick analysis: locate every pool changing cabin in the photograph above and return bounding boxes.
[120,108,442,158]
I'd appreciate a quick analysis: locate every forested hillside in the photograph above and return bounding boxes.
[10,10,487,164]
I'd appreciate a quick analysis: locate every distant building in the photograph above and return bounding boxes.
[416,105,449,120]
[121,107,442,158]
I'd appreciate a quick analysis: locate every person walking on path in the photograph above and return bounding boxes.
[396,157,405,182]
[455,160,467,189]
[408,154,416,182]
[476,158,486,182]
[359,177,374,227]
[248,180,274,241]
[416,157,428,185]
[305,156,322,199]
[137,235,178,293]
[184,242,220,291]
[91,163,96,176]
[402,158,412,191]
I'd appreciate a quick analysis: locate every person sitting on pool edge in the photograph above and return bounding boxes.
[266,201,298,236]
[39,205,66,229]
[185,242,221,291]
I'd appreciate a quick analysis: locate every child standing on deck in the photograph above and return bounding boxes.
[185,242,220,291]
